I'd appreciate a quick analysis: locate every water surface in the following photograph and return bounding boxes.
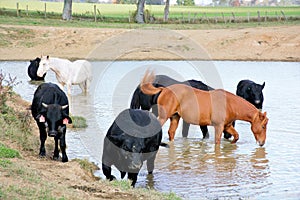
[1,60,299,199]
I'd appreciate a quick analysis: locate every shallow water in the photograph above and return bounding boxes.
[1,60,300,199]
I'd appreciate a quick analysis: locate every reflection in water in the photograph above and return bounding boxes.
[1,61,300,199]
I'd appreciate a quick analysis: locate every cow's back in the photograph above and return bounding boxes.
[31,83,69,118]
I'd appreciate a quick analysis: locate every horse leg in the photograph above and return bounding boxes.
[182,120,189,138]
[224,125,239,144]
[224,121,235,139]
[168,114,180,141]
[214,124,224,145]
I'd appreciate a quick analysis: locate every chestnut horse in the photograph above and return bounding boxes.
[140,71,268,146]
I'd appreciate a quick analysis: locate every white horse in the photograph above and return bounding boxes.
[37,56,92,96]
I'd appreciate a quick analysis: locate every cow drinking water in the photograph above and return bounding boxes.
[31,82,72,162]
[27,57,46,81]
[102,109,164,187]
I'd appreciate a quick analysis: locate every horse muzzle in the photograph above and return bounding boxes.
[258,140,265,147]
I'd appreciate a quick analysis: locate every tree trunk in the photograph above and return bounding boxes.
[136,0,145,23]
[62,0,72,20]
[164,0,170,22]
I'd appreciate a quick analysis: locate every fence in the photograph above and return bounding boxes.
[9,2,297,24]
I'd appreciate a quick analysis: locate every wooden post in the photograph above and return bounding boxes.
[222,12,226,24]
[257,11,261,23]
[94,5,97,22]
[275,11,280,21]
[188,12,191,23]
[128,11,131,23]
[204,12,209,23]
[16,2,19,17]
[247,12,250,22]
[193,13,197,23]
[26,5,28,16]
[44,3,47,18]
[264,11,267,22]
[231,12,236,23]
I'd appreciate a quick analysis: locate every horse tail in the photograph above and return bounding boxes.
[140,70,163,95]
[130,87,141,109]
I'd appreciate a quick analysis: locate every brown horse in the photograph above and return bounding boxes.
[140,71,268,146]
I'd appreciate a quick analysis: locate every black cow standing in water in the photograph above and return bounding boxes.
[102,109,165,187]
[224,79,266,139]
[27,57,46,81]
[130,75,214,138]
[31,83,72,162]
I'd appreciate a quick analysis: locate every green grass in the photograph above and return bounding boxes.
[0,143,21,159]
[70,116,88,128]
[0,0,299,25]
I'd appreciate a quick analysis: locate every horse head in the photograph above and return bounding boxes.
[251,111,268,146]
[37,55,50,77]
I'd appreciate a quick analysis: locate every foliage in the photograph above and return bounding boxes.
[70,115,88,128]
[0,143,21,159]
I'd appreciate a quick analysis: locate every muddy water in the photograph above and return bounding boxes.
[1,61,300,199]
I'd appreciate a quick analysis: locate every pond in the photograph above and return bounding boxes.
[1,60,300,199]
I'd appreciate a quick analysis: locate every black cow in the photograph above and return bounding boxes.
[31,82,72,162]
[102,109,164,187]
[224,80,266,139]
[27,57,46,81]
[130,75,214,138]
[236,80,265,109]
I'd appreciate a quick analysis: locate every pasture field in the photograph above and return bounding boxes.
[0,0,299,24]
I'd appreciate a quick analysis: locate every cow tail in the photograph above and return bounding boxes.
[130,87,141,109]
[140,70,163,95]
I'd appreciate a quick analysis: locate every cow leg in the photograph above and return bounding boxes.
[146,153,156,174]
[38,123,47,157]
[224,125,239,144]
[53,137,60,161]
[120,171,126,179]
[79,83,85,94]
[128,172,138,187]
[102,163,115,181]
[168,114,180,141]
[182,120,189,138]
[214,124,224,145]
[200,125,209,139]
[59,128,68,162]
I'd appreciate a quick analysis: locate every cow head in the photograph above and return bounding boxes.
[37,56,50,78]
[37,103,72,137]
[247,82,265,109]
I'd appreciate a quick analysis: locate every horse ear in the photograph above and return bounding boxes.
[262,82,265,89]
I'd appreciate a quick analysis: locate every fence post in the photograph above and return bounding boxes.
[16,2,19,17]
[44,3,47,18]
[264,11,267,22]
[94,5,97,22]
[231,12,236,23]
[26,5,28,16]
[222,12,226,24]
[247,12,250,22]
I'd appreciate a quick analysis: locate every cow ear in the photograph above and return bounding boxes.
[38,115,46,123]
[262,82,265,89]
[63,116,72,124]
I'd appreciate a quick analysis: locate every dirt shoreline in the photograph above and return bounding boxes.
[0,24,299,62]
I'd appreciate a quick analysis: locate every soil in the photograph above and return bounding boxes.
[0,25,299,61]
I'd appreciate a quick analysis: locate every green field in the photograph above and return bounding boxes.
[1,0,300,18]
[0,0,299,28]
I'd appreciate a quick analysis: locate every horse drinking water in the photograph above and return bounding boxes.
[140,70,268,146]
[37,56,92,96]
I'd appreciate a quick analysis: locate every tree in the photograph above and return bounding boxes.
[62,0,72,20]
[136,0,146,23]
[164,0,170,22]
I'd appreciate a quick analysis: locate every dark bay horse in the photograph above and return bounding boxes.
[140,71,268,146]
[130,74,214,138]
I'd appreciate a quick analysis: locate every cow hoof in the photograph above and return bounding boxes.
[53,156,60,161]
[39,152,46,157]
[62,157,68,163]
